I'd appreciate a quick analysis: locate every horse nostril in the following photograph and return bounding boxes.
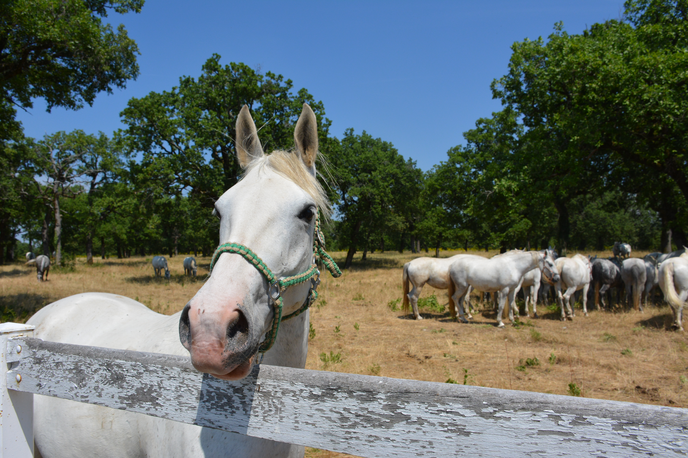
[179,303,191,349]
[227,309,249,341]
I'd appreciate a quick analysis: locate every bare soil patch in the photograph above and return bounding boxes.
[2,250,687,458]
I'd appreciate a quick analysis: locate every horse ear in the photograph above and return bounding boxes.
[294,103,318,174]
[236,105,264,169]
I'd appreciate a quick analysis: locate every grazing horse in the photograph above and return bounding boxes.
[26,254,50,281]
[152,255,171,279]
[27,104,338,458]
[183,256,197,277]
[591,258,623,310]
[402,254,473,320]
[659,253,688,331]
[554,254,592,320]
[613,242,632,259]
[448,250,546,327]
[621,258,647,311]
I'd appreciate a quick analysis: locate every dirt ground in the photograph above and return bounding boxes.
[2,250,687,458]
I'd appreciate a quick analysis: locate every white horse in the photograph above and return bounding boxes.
[554,254,592,320]
[402,254,473,320]
[26,254,50,281]
[448,250,546,327]
[152,255,171,279]
[510,249,560,318]
[613,242,632,259]
[621,258,647,312]
[183,256,197,277]
[27,104,332,458]
[657,246,687,264]
[658,252,688,331]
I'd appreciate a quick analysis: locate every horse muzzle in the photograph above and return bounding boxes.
[179,299,261,380]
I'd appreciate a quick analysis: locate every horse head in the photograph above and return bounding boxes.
[179,104,328,380]
[540,250,561,284]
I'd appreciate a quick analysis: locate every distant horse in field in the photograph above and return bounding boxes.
[27,254,50,281]
[183,256,197,277]
[152,255,170,279]
[554,254,593,320]
[25,251,35,261]
[613,242,632,259]
[658,252,688,331]
[402,254,474,319]
[448,250,547,327]
[657,246,688,264]
[27,103,337,457]
[621,258,647,311]
[592,258,623,310]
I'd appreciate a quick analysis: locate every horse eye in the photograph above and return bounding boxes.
[298,207,315,221]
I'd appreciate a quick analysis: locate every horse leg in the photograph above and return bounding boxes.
[408,284,423,320]
[464,285,474,319]
[532,279,540,318]
[564,286,577,320]
[496,289,509,328]
[507,288,517,324]
[556,284,566,321]
[452,286,469,323]
[523,286,531,317]
[582,283,590,317]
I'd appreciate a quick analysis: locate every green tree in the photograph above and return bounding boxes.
[328,130,420,268]
[0,0,143,140]
[120,55,331,205]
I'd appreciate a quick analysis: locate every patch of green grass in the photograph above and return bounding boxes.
[432,328,445,334]
[309,322,316,340]
[443,353,456,359]
[680,375,687,386]
[445,377,459,384]
[530,328,542,342]
[354,322,359,331]
[549,352,557,365]
[315,299,327,310]
[369,363,381,376]
[334,325,341,334]
[602,332,617,342]
[568,383,582,397]
[319,351,343,369]
[632,326,644,333]
[513,319,534,329]
[452,341,459,345]
[621,348,632,356]
[525,357,540,367]
[417,294,444,313]
[352,292,364,301]
[387,298,401,312]
[462,368,473,385]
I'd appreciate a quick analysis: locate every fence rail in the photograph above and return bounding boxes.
[1,323,687,457]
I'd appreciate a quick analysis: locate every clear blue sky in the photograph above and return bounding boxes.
[16,0,626,171]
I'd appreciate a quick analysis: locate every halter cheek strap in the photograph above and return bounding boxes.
[208,214,341,353]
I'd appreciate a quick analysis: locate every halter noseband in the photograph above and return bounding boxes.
[208,214,341,353]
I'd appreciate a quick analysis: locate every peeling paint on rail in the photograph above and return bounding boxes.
[6,337,688,457]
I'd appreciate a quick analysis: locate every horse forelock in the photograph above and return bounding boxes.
[244,150,330,217]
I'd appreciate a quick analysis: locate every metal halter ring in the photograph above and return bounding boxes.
[269,281,281,302]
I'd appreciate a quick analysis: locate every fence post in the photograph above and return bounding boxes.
[0,323,35,458]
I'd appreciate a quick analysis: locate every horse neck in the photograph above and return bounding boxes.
[260,311,309,368]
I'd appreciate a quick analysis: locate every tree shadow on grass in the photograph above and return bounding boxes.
[0,268,31,279]
[125,274,205,285]
[0,293,50,323]
[637,313,676,331]
[338,257,404,271]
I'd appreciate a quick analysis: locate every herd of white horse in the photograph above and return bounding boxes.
[403,245,688,331]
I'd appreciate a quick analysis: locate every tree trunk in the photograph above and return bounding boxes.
[42,209,51,256]
[554,197,570,254]
[100,237,106,259]
[344,246,357,269]
[53,193,62,266]
[86,230,94,264]
[662,227,672,253]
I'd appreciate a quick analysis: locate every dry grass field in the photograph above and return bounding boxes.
[2,250,687,458]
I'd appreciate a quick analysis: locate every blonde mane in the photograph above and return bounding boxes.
[245,150,330,217]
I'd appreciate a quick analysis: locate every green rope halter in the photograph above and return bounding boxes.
[209,214,341,353]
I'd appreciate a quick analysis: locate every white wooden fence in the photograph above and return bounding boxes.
[1,323,687,457]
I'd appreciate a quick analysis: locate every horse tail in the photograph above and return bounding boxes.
[402,263,410,314]
[633,274,642,311]
[662,262,683,311]
[447,277,457,319]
